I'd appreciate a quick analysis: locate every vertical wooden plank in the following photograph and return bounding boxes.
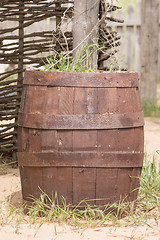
[43,167,73,203]
[45,87,59,115]
[19,85,28,113]
[41,86,59,152]
[126,4,135,71]
[53,87,74,202]
[25,86,47,114]
[98,88,118,114]
[58,87,74,115]
[135,0,141,73]
[14,0,24,162]
[25,86,48,153]
[98,129,118,152]
[116,128,135,152]
[73,87,97,152]
[86,0,99,68]
[117,88,134,113]
[17,127,23,152]
[22,85,32,113]
[17,127,29,152]
[55,0,61,29]
[74,87,87,113]
[18,0,24,86]
[41,130,58,152]
[135,87,143,111]
[140,0,159,103]
[73,130,97,152]
[73,87,97,201]
[20,167,43,200]
[129,168,142,201]
[131,87,142,112]
[58,87,74,152]
[86,88,98,114]
[19,167,31,201]
[43,87,74,203]
[134,127,144,152]
[96,168,118,205]
[58,130,73,152]
[73,168,96,205]
[116,10,125,70]
[28,129,42,152]
[116,168,133,202]
[97,88,118,152]
[29,167,43,199]
[73,0,99,69]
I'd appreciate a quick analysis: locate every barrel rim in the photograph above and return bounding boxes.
[23,70,139,88]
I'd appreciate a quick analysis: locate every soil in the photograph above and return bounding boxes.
[0,117,160,240]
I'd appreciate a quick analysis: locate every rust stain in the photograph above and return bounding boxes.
[48,74,54,77]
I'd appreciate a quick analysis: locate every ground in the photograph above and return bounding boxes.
[0,117,160,240]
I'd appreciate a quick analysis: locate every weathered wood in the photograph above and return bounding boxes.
[135,0,141,73]
[23,71,139,87]
[18,111,144,129]
[43,167,73,203]
[126,4,135,71]
[72,0,99,69]
[18,152,144,168]
[116,168,133,201]
[129,168,142,201]
[140,0,159,103]
[73,168,96,204]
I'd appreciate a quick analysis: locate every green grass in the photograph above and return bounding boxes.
[27,193,115,228]
[42,44,103,73]
[0,151,159,231]
[138,151,160,213]
[142,101,160,117]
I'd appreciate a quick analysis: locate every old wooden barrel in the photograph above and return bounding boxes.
[18,71,144,206]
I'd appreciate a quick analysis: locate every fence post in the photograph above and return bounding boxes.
[72,0,99,69]
[135,0,141,73]
[126,4,135,71]
[116,10,125,70]
[12,0,25,163]
[140,0,159,104]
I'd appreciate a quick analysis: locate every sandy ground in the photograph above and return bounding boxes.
[0,117,160,240]
[144,118,160,156]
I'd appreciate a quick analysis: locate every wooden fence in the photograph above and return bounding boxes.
[107,0,160,75]
[1,1,160,74]
[0,0,74,159]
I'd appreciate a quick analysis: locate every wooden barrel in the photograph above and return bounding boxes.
[18,71,144,206]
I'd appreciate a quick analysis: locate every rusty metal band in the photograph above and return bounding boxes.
[18,152,144,168]
[24,71,139,88]
[18,111,144,130]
